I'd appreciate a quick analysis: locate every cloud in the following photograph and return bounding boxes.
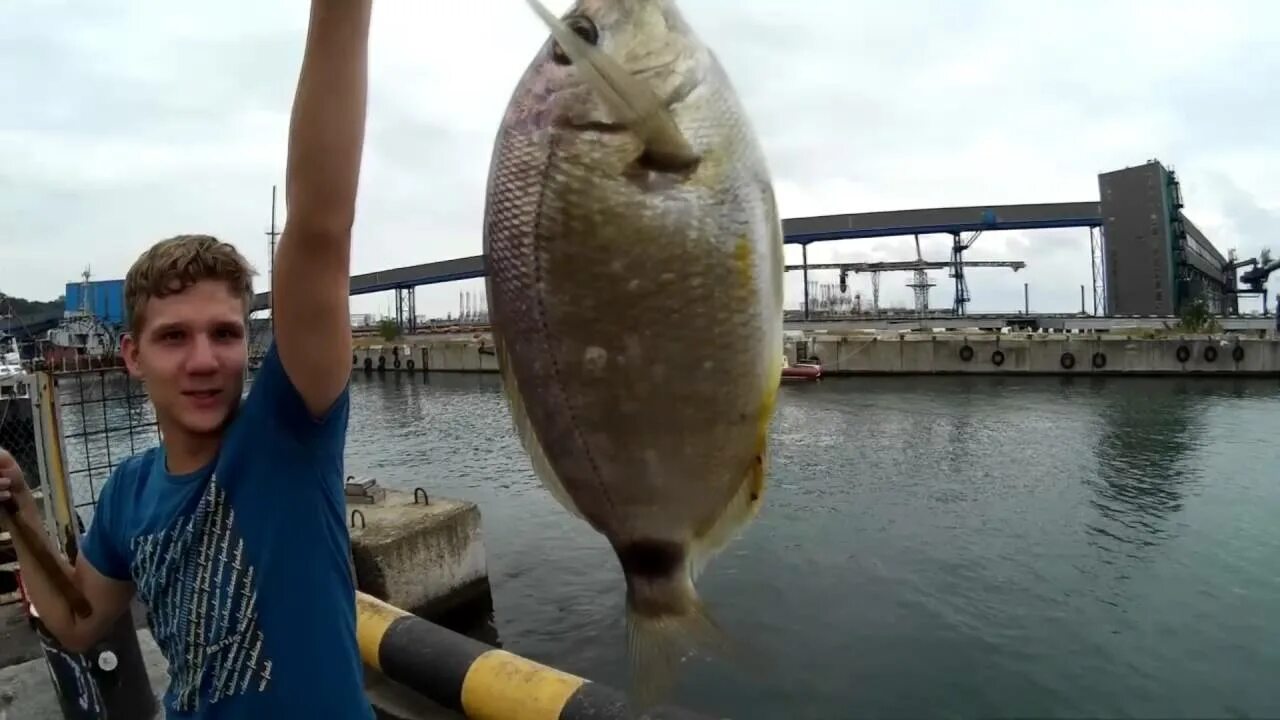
[2,0,1277,317]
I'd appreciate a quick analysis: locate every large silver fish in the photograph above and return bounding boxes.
[483,0,783,705]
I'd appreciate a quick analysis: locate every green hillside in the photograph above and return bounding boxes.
[0,292,63,318]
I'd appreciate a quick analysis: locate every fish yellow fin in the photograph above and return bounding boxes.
[524,0,700,171]
[493,333,587,521]
[689,359,780,580]
[689,452,768,582]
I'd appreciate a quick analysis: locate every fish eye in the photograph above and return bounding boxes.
[551,15,599,65]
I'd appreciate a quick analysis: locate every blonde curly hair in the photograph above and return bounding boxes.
[124,234,257,335]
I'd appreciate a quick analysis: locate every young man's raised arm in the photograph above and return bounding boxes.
[272,0,372,419]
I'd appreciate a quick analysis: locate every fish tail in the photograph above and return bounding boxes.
[615,537,747,712]
[624,580,737,712]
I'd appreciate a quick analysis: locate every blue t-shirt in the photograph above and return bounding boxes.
[80,342,373,719]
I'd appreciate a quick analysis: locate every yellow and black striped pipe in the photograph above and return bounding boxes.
[356,592,717,720]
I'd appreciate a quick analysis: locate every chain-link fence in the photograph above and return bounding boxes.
[0,375,42,490]
[55,368,159,527]
[0,373,39,606]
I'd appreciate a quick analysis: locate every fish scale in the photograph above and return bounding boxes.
[483,0,783,709]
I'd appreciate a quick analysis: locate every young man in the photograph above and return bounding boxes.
[0,0,373,716]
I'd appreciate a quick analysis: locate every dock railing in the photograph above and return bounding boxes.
[357,592,716,720]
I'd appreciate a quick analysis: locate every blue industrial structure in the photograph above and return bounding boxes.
[784,202,1103,317]
[781,202,1102,244]
[64,278,126,327]
[251,255,485,313]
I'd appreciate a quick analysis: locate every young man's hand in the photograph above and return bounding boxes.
[0,447,31,506]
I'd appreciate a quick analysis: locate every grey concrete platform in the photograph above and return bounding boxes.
[0,626,168,720]
[0,606,458,720]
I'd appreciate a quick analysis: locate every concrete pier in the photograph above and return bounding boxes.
[353,335,498,375]
[347,488,490,620]
[352,330,1280,377]
[793,332,1280,375]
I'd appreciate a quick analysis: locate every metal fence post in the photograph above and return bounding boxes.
[28,372,68,543]
[24,367,159,720]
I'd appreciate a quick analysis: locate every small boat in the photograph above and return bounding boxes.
[781,355,822,381]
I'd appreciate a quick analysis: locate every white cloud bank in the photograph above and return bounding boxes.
[3,0,1277,317]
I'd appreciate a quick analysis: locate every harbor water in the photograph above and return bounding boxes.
[59,371,1280,718]
[347,372,1280,719]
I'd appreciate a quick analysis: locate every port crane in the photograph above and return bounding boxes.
[784,254,1025,315]
[1227,247,1279,313]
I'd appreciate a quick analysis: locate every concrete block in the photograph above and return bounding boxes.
[346,477,389,505]
[348,488,389,505]
[348,491,489,620]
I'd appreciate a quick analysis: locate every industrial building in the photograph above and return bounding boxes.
[62,276,126,326]
[1098,160,1233,316]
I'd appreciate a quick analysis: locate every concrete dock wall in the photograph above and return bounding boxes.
[353,336,499,375]
[352,332,1280,377]
[798,334,1280,375]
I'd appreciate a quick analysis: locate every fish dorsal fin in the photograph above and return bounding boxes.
[525,0,700,172]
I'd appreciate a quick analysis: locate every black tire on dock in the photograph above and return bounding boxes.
[1232,345,1245,363]
[1204,345,1218,363]
[991,350,1005,367]
[1060,351,1075,369]
[377,355,386,371]
[959,344,974,362]
[394,358,401,369]
[1091,351,1107,369]
[1176,345,1191,363]
[406,359,415,371]
[352,353,358,366]
[363,357,373,371]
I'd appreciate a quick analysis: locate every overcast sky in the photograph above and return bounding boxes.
[3,0,1277,319]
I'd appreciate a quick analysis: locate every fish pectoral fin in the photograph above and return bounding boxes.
[493,333,587,521]
[524,0,700,173]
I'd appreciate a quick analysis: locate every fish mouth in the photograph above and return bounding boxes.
[557,59,700,134]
